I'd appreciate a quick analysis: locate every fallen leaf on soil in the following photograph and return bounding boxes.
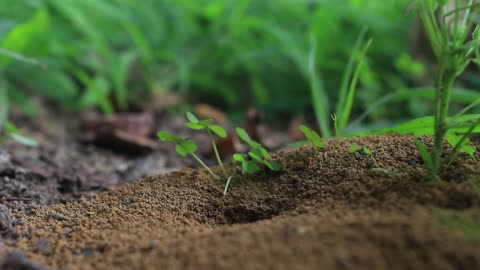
[82,112,159,154]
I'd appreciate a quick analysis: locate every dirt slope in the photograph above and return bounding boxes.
[4,135,480,270]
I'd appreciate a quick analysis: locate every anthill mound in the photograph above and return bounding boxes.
[2,135,480,270]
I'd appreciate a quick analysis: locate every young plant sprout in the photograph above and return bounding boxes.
[349,144,372,155]
[298,125,325,150]
[414,0,480,180]
[184,112,227,176]
[157,131,219,179]
[0,86,37,147]
[234,127,283,173]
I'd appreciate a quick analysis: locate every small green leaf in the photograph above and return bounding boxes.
[185,122,206,130]
[248,140,262,148]
[176,140,197,157]
[4,122,19,133]
[299,125,312,137]
[179,140,197,153]
[242,160,261,174]
[9,133,38,147]
[0,84,8,134]
[157,131,182,143]
[236,127,251,143]
[209,125,227,138]
[460,144,476,159]
[176,144,188,157]
[349,144,362,153]
[415,137,434,170]
[248,148,264,162]
[264,160,283,171]
[363,147,372,155]
[197,119,213,126]
[310,131,324,148]
[233,153,246,162]
[299,125,324,148]
[186,112,199,123]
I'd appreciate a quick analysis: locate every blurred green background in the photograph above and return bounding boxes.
[1,0,465,129]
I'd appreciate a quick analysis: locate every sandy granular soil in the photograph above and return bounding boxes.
[3,135,480,270]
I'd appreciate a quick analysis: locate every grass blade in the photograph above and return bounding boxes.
[415,137,434,171]
[308,34,331,138]
[336,26,368,131]
[337,36,372,134]
[0,83,7,134]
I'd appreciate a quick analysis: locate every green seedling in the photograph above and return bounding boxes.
[349,144,372,155]
[0,122,38,147]
[157,131,219,180]
[413,0,480,180]
[308,27,372,138]
[0,85,37,147]
[234,127,283,174]
[184,112,227,175]
[298,125,325,150]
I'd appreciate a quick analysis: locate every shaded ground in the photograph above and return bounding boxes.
[2,135,480,269]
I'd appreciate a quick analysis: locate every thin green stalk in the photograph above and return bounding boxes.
[331,113,338,137]
[431,71,456,178]
[444,117,480,167]
[207,129,226,176]
[189,152,219,180]
[223,176,233,196]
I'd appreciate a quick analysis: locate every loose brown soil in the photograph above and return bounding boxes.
[2,135,480,270]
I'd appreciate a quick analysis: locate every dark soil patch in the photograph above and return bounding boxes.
[2,135,480,269]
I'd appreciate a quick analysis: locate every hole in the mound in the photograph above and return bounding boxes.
[222,205,278,224]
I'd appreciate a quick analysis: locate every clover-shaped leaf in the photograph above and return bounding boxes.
[176,140,197,157]
[236,127,261,148]
[209,125,227,138]
[157,131,182,143]
[185,112,226,138]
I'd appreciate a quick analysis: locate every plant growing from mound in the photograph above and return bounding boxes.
[158,113,284,195]
[349,144,372,155]
[157,130,219,179]
[358,0,480,180]
[411,0,480,180]
[0,83,37,147]
[157,112,227,180]
[184,112,227,175]
[298,125,325,150]
[233,127,283,174]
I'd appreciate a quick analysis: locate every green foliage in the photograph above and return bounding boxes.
[414,138,434,171]
[157,129,219,180]
[0,0,414,123]
[349,144,372,155]
[158,120,282,195]
[0,48,40,147]
[359,1,480,180]
[308,27,373,138]
[157,131,197,157]
[0,85,37,147]
[185,111,227,175]
[234,127,283,174]
[298,125,324,148]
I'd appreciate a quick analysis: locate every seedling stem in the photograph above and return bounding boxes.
[207,129,226,176]
[189,151,219,180]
